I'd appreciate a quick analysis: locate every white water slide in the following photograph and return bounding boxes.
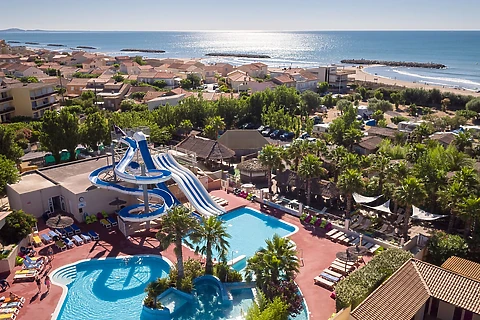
[153,153,225,217]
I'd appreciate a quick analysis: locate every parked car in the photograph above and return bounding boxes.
[299,132,310,139]
[262,128,274,136]
[280,132,295,141]
[270,129,285,139]
[306,137,317,143]
[241,123,256,129]
[257,125,267,132]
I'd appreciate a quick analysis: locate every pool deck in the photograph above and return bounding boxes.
[6,190,367,320]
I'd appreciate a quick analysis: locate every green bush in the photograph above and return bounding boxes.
[168,258,203,292]
[214,262,243,282]
[335,248,412,310]
[0,210,36,245]
[15,256,23,266]
[391,116,409,125]
[425,231,468,266]
[144,277,170,309]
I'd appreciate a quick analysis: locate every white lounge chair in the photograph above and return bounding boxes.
[326,229,339,238]
[314,276,334,290]
[356,219,372,231]
[378,224,390,233]
[72,235,84,245]
[350,216,364,229]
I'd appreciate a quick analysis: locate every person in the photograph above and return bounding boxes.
[47,246,54,259]
[35,276,41,293]
[0,279,9,291]
[9,292,20,301]
[44,276,51,293]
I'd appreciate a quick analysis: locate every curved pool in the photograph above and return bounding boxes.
[51,255,171,320]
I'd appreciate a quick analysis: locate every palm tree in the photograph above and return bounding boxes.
[453,131,473,153]
[394,177,427,240]
[259,145,284,194]
[189,216,231,275]
[437,182,467,233]
[327,145,348,182]
[298,154,327,206]
[245,234,299,292]
[369,154,391,194]
[287,140,310,171]
[337,168,364,218]
[339,152,360,171]
[459,195,480,238]
[156,206,199,282]
[207,116,226,139]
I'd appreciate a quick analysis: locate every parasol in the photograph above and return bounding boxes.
[347,244,369,256]
[336,249,358,273]
[46,215,74,229]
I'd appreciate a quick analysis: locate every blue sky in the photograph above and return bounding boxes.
[2,0,479,31]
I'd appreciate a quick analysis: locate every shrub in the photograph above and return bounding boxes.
[0,210,36,244]
[425,231,468,266]
[391,116,409,125]
[168,258,203,292]
[246,293,289,320]
[214,262,243,283]
[335,248,412,310]
[144,277,170,309]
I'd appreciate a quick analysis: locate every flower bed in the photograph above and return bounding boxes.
[299,213,333,232]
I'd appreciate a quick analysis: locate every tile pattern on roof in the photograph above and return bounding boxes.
[441,256,480,282]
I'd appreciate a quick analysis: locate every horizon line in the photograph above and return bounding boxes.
[1,28,480,32]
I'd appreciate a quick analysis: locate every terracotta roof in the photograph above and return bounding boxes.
[351,259,480,320]
[218,130,269,151]
[441,257,480,282]
[351,260,430,320]
[68,78,90,86]
[143,91,165,101]
[367,126,397,138]
[201,92,240,101]
[273,74,295,84]
[176,135,235,160]
[357,135,383,151]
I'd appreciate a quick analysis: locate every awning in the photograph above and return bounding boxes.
[411,205,447,221]
[353,193,383,204]
[363,200,393,214]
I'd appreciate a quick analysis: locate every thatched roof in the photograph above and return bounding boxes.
[237,158,268,172]
[176,135,235,160]
[218,130,269,151]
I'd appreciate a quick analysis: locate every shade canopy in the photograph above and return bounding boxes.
[411,205,447,221]
[353,193,382,204]
[363,200,393,214]
[109,197,127,206]
[46,215,74,229]
[336,250,358,263]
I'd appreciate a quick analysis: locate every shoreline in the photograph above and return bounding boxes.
[348,66,480,97]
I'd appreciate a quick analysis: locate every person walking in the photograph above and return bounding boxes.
[44,276,51,293]
[35,276,41,293]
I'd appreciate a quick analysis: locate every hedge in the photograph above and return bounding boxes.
[335,248,412,311]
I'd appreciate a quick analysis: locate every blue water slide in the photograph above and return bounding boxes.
[153,153,225,217]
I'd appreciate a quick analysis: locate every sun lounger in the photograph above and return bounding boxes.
[394,214,405,225]
[349,216,364,229]
[0,313,17,319]
[55,228,67,237]
[363,242,375,249]
[2,297,25,305]
[64,226,74,236]
[345,235,358,244]
[71,224,81,234]
[330,231,345,241]
[100,219,111,229]
[0,302,22,309]
[72,235,84,246]
[314,276,334,290]
[330,263,354,275]
[41,233,52,244]
[80,233,91,242]
[13,270,37,282]
[323,269,343,279]
[107,217,117,227]
[320,272,340,283]
[32,235,42,247]
[356,219,372,231]
[23,256,43,268]
[351,237,361,245]
[378,224,389,233]
[334,258,356,266]
[369,244,381,253]
[64,237,74,248]
[88,230,99,240]
[55,240,67,251]
[0,308,19,315]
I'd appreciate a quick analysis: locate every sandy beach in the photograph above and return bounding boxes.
[347,66,480,98]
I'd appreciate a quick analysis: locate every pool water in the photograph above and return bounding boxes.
[188,207,298,265]
[53,256,170,320]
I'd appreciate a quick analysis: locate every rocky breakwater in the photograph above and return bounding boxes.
[206,53,271,59]
[121,48,165,53]
[341,59,446,69]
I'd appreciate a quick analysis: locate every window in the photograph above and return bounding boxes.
[453,307,462,320]
[464,310,473,320]
[429,298,439,317]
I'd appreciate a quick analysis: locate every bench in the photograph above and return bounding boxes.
[314,276,334,290]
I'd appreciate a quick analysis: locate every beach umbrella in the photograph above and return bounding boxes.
[46,215,74,229]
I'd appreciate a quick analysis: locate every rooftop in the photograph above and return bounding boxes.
[218,130,269,150]
[8,172,57,194]
[441,256,480,283]
[176,135,235,160]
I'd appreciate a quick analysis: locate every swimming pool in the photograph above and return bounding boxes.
[51,255,171,320]
[187,207,298,269]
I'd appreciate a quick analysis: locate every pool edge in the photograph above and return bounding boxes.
[49,254,174,320]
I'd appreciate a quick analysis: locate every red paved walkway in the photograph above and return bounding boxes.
[7,190,362,320]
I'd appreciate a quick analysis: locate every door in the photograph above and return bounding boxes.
[47,197,54,213]
[60,196,66,212]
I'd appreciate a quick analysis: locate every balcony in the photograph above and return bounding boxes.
[30,91,55,100]
[0,106,15,115]
[0,96,13,103]
[32,100,59,110]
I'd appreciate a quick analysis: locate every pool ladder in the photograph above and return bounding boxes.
[52,265,77,285]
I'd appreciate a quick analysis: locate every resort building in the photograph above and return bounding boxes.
[0,82,59,122]
[237,62,268,78]
[137,71,176,88]
[347,258,480,320]
[66,78,89,97]
[217,130,269,157]
[97,81,131,110]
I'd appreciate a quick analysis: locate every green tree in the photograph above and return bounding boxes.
[298,154,327,206]
[390,92,402,110]
[40,110,80,163]
[369,153,391,193]
[437,181,467,233]
[189,216,230,275]
[465,97,480,114]
[155,206,199,283]
[144,278,170,309]
[131,92,146,101]
[206,116,225,140]
[394,177,427,240]
[258,145,284,194]
[336,99,351,115]
[459,195,480,238]
[0,210,36,244]
[19,76,38,83]
[323,93,335,108]
[426,231,468,266]
[178,119,193,137]
[453,131,472,152]
[0,155,19,195]
[246,293,289,320]
[374,90,383,100]
[0,126,23,163]
[337,169,364,217]
[356,86,367,100]
[152,80,167,89]
[245,234,299,292]
[317,81,329,94]
[133,56,146,65]
[79,112,110,151]
[150,126,172,145]
[112,73,124,82]
[300,90,321,113]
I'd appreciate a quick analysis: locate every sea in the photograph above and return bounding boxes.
[1,30,480,91]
